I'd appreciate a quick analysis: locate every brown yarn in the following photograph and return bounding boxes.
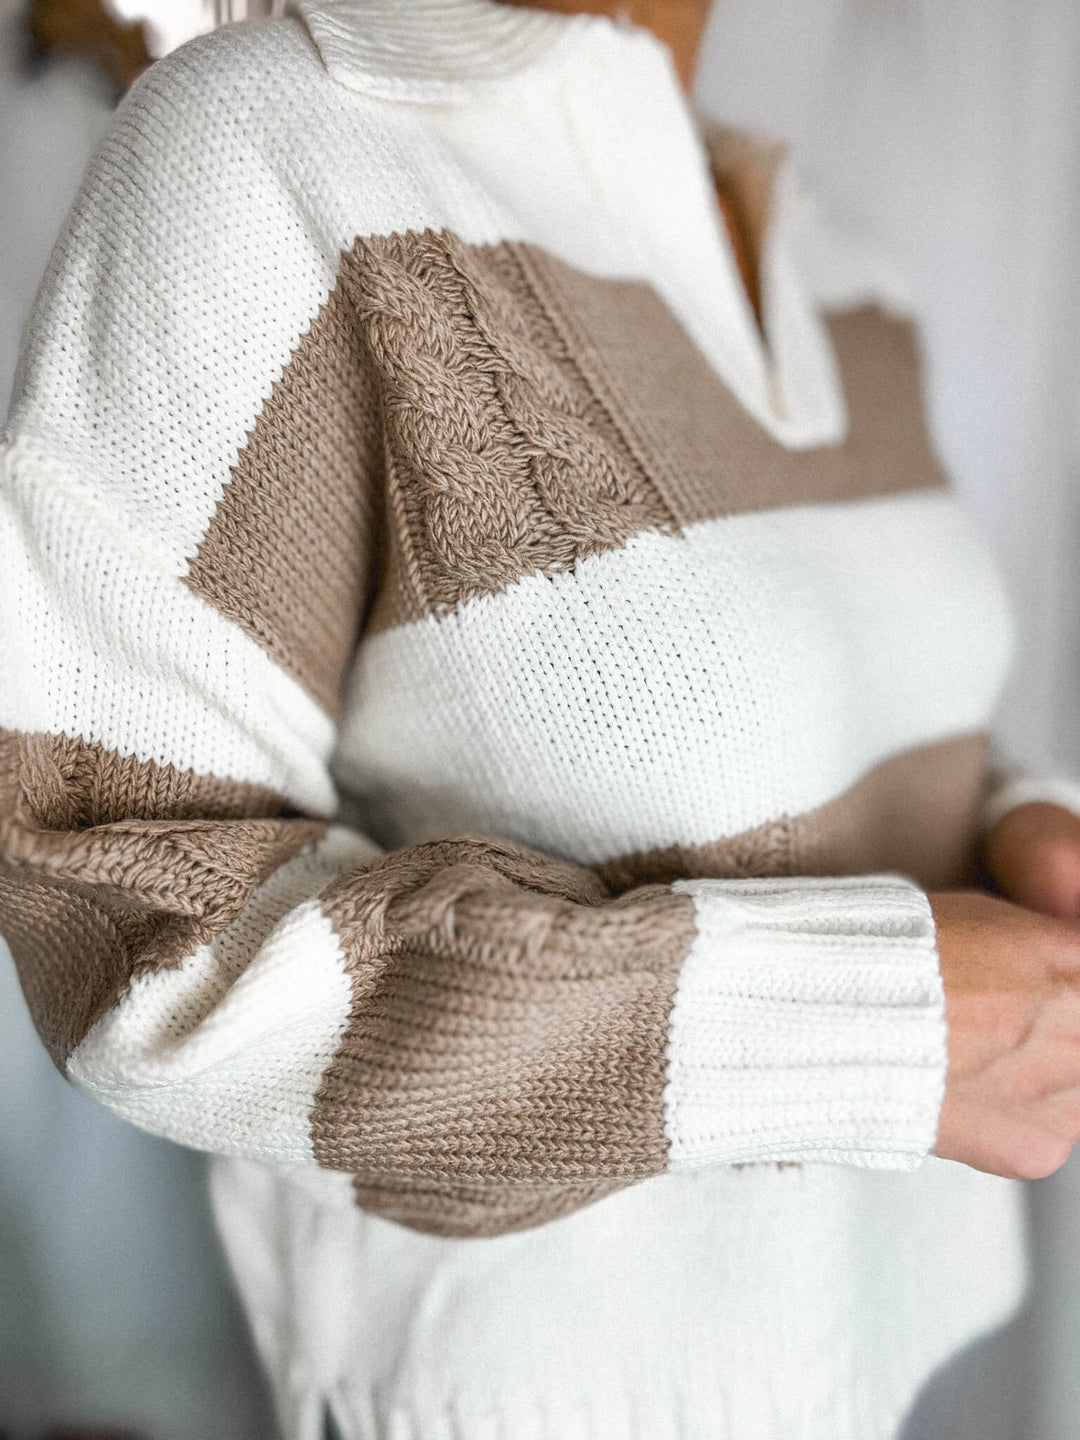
[311,833,696,1232]
[24,0,153,97]
[0,728,326,1063]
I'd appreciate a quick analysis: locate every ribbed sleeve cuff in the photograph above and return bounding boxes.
[663,874,945,1170]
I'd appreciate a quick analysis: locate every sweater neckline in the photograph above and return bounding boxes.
[285,0,617,103]
[285,0,847,449]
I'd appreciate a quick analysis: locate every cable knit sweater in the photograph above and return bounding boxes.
[2,1,1071,1435]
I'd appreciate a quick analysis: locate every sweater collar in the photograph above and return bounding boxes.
[285,3,839,446]
[286,0,610,103]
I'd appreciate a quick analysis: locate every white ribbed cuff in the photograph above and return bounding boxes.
[981,773,1080,834]
[663,874,945,1170]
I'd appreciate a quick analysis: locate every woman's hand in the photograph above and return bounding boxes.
[931,804,1080,1179]
[931,887,1080,1179]
[984,800,1080,920]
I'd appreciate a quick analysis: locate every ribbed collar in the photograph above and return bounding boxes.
[284,0,844,447]
[286,0,608,102]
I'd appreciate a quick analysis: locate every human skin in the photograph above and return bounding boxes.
[497,4,768,323]
[936,807,1080,1179]
[496,2,761,316]
[500,0,1080,1183]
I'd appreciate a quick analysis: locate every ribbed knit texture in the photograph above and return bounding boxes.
[0,1,1061,1434]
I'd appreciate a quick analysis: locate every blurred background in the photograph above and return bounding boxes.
[2,0,1080,1435]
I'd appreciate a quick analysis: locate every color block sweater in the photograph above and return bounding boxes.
[1,1,1072,1436]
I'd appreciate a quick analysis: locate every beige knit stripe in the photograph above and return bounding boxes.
[0,861,202,1070]
[186,228,945,672]
[364,234,945,632]
[312,833,696,1232]
[340,230,678,635]
[183,276,385,722]
[595,733,989,895]
[524,245,947,530]
[0,728,327,1062]
[0,729,295,827]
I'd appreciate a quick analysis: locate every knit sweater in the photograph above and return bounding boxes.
[1,1,1070,1435]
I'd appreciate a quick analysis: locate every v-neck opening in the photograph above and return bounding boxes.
[699,123,788,362]
[712,174,765,339]
[302,2,849,452]
[671,100,847,449]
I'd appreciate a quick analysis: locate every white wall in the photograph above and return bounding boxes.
[695,3,1080,1435]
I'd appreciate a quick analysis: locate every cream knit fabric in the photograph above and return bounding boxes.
[0,0,1057,1434]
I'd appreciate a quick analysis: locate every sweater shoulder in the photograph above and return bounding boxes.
[58,14,413,255]
[25,16,341,286]
[4,14,411,451]
[119,15,338,158]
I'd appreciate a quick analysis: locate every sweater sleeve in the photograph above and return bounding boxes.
[0,37,947,1239]
[980,747,1080,832]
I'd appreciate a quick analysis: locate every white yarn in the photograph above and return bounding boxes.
[1,2,1044,1435]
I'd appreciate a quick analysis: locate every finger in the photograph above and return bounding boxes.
[1034,841,1080,922]
[987,804,1080,920]
[933,1099,1073,1180]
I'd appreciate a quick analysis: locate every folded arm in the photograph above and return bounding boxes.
[1,42,948,1237]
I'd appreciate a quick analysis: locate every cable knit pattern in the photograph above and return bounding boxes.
[0,2,1041,1435]
[344,230,676,627]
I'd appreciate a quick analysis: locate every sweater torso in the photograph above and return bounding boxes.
[211,13,1023,1432]
[0,3,1027,1435]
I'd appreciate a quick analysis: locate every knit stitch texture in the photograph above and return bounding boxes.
[0,1,1051,1434]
